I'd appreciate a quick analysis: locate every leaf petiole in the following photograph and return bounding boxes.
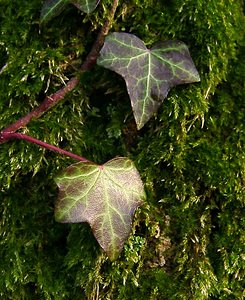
[0,132,90,162]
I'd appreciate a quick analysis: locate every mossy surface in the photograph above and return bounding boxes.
[0,0,244,299]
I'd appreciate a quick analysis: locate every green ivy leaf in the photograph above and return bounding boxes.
[71,0,100,14]
[40,0,100,24]
[97,32,200,129]
[40,0,69,24]
[54,157,145,260]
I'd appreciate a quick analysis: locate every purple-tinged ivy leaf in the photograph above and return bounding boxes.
[40,0,68,24]
[71,0,100,14]
[54,157,145,261]
[40,0,100,24]
[97,32,200,130]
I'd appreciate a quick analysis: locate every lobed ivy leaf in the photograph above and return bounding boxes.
[97,32,201,129]
[71,0,100,14]
[54,157,145,260]
[40,0,69,24]
[40,0,100,24]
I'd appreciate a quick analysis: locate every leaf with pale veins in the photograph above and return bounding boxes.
[40,0,100,24]
[54,157,145,260]
[97,32,200,129]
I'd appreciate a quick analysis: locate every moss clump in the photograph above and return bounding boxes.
[0,0,244,299]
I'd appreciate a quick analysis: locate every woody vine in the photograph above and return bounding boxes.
[0,0,200,260]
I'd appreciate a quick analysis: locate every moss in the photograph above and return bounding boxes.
[0,0,244,299]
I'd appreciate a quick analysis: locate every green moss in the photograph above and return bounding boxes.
[0,0,244,299]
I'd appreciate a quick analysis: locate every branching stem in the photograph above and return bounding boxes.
[0,0,119,137]
[0,0,119,162]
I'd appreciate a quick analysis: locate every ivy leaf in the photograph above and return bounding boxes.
[40,0,69,24]
[40,0,100,24]
[71,0,100,14]
[97,32,200,129]
[54,157,145,260]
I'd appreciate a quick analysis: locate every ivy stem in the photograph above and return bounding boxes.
[0,0,119,137]
[1,132,90,162]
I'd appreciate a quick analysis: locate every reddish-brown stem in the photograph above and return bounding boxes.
[0,0,119,163]
[0,0,119,137]
[1,77,79,135]
[1,132,90,162]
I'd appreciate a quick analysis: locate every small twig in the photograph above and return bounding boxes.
[1,132,90,162]
[0,0,119,137]
[1,77,79,135]
[79,0,119,71]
